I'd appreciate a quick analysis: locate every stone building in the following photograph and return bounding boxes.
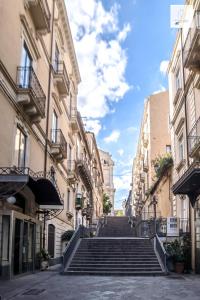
[99,149,115,215]
[168,0,200,273]
[132,91,173,220]
[0,0,103,279]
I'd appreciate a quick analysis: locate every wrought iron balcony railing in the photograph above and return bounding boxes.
[51,129,67,160]
[77,159,93,191]
[17,66,46,117]
[183,11,200,68]
[188,116,200,157]
[53,61,70,95]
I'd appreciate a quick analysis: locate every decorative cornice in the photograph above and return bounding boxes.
[56,0,81,85]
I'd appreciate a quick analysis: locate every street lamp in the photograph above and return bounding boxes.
[152,195,158,235]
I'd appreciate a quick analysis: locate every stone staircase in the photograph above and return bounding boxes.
[98,216,135,237]
[64,217,164,276]
[64,238,163,275]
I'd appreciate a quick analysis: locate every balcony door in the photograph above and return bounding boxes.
[20,43,32,88]
[54,43,60,72]
[51,110,58,143]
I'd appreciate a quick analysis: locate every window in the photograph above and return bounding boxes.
[175,68,181,91]
[54,43,59,72]
[178,134,184,162]
[14,127,27,168]
[166,145,171,153]
[67,190,70,211]
[51,110,58,143]
[69,93,72,118]
[20,43,32,88]
[68,144,72,170]
[48,224,55,258]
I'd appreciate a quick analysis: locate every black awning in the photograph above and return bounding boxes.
[28,177,63,208]
[172,167,200,207]
[0,167,63,209]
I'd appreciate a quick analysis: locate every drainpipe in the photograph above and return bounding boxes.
[44,0,55,176]
[43,0,56,249]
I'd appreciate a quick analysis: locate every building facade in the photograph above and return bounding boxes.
[99,149,115,215]
[0,0,104,279]
[168,0,200,273]
[132,91,173,220]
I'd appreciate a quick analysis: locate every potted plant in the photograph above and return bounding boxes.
[37,249,50,271]
[165,239,185,273]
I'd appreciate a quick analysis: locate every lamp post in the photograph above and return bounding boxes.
[152,195,158,235]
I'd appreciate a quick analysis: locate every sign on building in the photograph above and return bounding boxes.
[167,217,179,237]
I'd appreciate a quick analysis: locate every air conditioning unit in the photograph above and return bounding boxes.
[167,217,179,237]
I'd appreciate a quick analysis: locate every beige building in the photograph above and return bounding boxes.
[168,0,200,273]
[0,0,103,279]
[132,91,173,219]
[99,149,115,215]
[86,132,104,221]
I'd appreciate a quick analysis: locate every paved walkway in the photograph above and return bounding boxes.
[0,266,200,300]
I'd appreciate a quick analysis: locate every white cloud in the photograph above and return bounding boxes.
[126,126,138,133]
[152,85,166,95]
[104,130,120,143]
[118,149,124,156]
[114,172,131,190]
[118,23,131,42]
[85,119,102,136]
[65,0,131,119]
[160,60,169,75]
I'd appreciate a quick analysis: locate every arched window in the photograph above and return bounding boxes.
[48,224,55,258]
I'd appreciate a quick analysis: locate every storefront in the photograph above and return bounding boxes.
[173,164,200,273]
[0,167,63,279]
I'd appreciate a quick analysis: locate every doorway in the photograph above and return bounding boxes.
[13,218,36,275]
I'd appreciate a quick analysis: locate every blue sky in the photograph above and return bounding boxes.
[66,0,184,209]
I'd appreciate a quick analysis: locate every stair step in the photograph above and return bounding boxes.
[64,270,164,276]
[68,267,162,271]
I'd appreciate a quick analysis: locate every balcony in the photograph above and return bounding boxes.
[67,160,78,184]
[70,108,78,132]
[50,129,67,162]
[140,172,145,182]
[26,0,50,34]
[143,161,148,172]
[188,117,200,158]
[53,61,70,96]
[77,159,93,191]
[16,66,46,123]
[183,11,200,71]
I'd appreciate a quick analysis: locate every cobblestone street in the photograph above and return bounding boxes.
[0,266,200,300]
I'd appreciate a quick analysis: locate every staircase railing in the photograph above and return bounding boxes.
[152,234,168,273]
[63,225,86,269]
[96,215,107,236]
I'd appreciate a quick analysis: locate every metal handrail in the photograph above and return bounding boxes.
[63,225,84,268]
[51,129,67,155]
[188,117,200,155]
[53,60,70,89]
[153,234,168,273]
[183,11,200,66]
[17,66,46,115]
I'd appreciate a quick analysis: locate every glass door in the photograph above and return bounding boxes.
[13,219,36,276]
[20,43,32,88]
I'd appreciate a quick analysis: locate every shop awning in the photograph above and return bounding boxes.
[172,167,200,207]
[28,177,63,208]
[0,167,63,209]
